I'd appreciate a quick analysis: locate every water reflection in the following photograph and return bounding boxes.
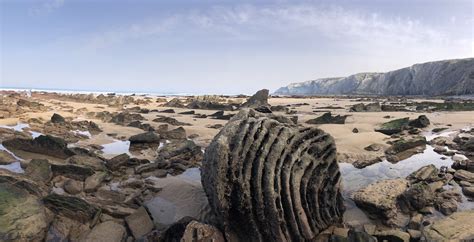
[101,139,131,156]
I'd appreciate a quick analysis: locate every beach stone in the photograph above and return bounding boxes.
[352,179,409,227]
[423,210,474,240]
[125,206,154,239]
[408,214,423,230]
[153,116,191,126]
[63,179,83,195]
[51,113,66,123]
[129,131,160,144]
[408,115,430,128]
[454,169,474,182]
[160,127,187,140]
[51,163,95,181]
[43,194,99,223]
[106,153,130,171]
[3,135,75,159]
[85,221,126,242]
[0,150,17,165]
[373,229,410,242]
[241,89,269,108]
[462,186,474,197]
[67,155,105,171]
[407,164,440,183]
[25,159,52,183]
[306,112,349,124]
[452,159,474,172]
[0,170,50,241]
[84,172,107,192]
[375,117,409,135]
[398,182,434,211]
[181,221,225,242]
[202,109,344,241]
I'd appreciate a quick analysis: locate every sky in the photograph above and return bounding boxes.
[0,0,473,94]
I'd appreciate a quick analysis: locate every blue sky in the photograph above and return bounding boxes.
[1,0,472,94]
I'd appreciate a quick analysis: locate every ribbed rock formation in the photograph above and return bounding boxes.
[201,109,344,241]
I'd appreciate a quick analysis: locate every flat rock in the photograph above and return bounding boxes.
[454,169,474,183]
[25,159,52,183]
[85,221,126,242]
[3,135,75,159]
[125,206,154,239]
[423,210,474,240]
[43,194,99,223]
[352,179,409,227]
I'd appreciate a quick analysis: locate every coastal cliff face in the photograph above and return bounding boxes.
[274,58,474,96]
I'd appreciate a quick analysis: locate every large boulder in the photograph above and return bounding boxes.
[423,210,474,240]
[375,118,409,135]
[241,89,269,108]
[51,113,66,123]
[201,109,344,241]
[0,170,50,241]
[129,131,160,144]
[2,135,75,159]
[408,115,430,128]
[352,179,409,227]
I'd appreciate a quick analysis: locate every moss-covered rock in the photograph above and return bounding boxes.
[375,117,409,135]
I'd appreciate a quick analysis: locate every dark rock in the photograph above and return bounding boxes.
[25,159,52,183]
[407,165,441,183]
[306,112,349,124]
[127,121,155,131]
[353,157,382,169]
[51,163,95,181]
[180,221,225,242]
[153,116,191,126]
[352,128,359,133]
[160,109,175,113]
[408,115,430,128]
[375,118,409,135]
[454,169,474,182]
[432,127,448,133]
[350,103,382,112]
[373,229,410,242]
[179,110,195,115]
[364,144,383,152]
[129,131,160,144]
[106,153,130,171]
[43,194,99,223]
[160,127,187,140]
[160,216,194,242]
[51,113,66,123]
[206,124,224,129]
[254,105,272,113]
[398,182,434,211]
[241,89,269,108]
[66,155,105,171]
[434,190,462,215]
[385,137,426,163]
[111,112,144,125]
[3,135,75,159]
[452,159,474,172]
[163,98,185,108]
[201,109,344,241]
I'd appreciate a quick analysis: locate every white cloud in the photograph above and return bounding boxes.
[29,0,65,16]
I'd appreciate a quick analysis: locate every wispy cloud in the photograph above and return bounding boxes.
[29,0,65,16]
[83,4,458,52]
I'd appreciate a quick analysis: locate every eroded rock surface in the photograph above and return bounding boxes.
[202,109,344,241]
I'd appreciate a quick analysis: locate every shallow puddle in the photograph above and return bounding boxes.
[101,139,131,156]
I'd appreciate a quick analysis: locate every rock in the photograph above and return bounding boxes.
[3,135,75,159]
[127,120,155,131]
[423,210,474,240]
[201,109,344,241]
[160,127,187,140]
[153,116,191,126]
[352,179,409,227]
[373,229,410,242]
[125,206,154,239]
[111,112,144,125]
[352,128,359,133]
[452,159,474,172]
[46,215,91,241]
[25,159,52,183]
[180,221,225,242]
[106,153,130,171]
[0,170,50,241]
[432,127,448,133]
[179,110,195,115]
[160,109,175,113]
[408,214,423,230]
[241,89,269,108]
[254,105,272,113]
[63,179,83,195]
[51,113,66,123]
[43,194,99,223]
[364,143,383,152]
[157,140,203,171]
[454,169,474,182]
[51,163,95,181]
[85,221,126,242]
[206,124,224,129]
[84,172,107,192]
[385,137,426,163]
[306,112,349,124]
[406,229,421,240]
[353,157,382,169]
[433,146,447,153]
[129,131,160,144]
[375,117,409,135]
[0,150,17,165]
[407,165,441,183]
[434,190,462,215]
[462,186,474,197]
[408,115,430,128]
[163,98,185,108]
[350,103,382,112]
[67,155,105,171]
[398,182,434,211]
[160,217,194,242]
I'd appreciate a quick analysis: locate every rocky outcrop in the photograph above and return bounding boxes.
[274,58,474,96]
[241,89,269,108]
[3,135,75,159]
[201,109,344,241]
[423,210,474,240]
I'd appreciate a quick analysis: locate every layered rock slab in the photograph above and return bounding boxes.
[201,109,344,241]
